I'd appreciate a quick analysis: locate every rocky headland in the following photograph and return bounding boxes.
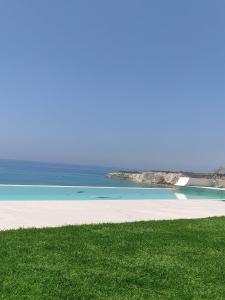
[107,171,225,187]
[107,171,183,186]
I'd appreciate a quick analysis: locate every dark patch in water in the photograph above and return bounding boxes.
[77,191,85,194]
[96,196,111,199]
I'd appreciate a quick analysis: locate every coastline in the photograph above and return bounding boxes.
[107,171,225,188]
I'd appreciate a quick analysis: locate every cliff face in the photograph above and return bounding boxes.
[107,171,183,186]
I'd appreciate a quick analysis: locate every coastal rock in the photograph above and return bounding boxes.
[107,171,225,188]
[107,171,183,186]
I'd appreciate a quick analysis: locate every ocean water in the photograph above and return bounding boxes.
[0,160,224,200]
[0,160,138,187]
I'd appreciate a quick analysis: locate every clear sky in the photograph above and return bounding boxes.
[0,0,224,171]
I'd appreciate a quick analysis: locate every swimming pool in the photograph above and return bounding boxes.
[0,185,225,200]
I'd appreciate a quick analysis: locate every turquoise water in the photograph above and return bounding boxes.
[0,185,224,200]
[0,160,225,200]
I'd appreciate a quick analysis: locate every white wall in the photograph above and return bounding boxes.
[176,177,225,188]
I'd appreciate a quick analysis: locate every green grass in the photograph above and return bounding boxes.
[1,218,225,299]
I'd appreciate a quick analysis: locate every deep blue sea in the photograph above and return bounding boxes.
[0,159,138,187]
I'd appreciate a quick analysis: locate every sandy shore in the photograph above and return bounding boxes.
[0,199,225,230]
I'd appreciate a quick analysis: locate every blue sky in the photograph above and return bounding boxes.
[0,0,224,171]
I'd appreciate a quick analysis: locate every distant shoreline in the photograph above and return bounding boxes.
[107,171,225,188]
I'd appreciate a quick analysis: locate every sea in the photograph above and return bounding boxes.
[0,160,225,200]
[0,159,138,187]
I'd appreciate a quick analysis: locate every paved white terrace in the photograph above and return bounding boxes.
[0,199,225,230]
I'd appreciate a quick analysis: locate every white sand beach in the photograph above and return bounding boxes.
[0,199,225,230]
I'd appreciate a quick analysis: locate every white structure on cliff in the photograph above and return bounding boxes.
[175,177,225,188]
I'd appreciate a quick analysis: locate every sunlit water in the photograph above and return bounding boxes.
[0,185,224,201]
[0,160,224,200]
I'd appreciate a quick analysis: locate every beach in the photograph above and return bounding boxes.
[1,199,225,230]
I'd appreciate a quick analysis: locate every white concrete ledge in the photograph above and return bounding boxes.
[0,199,225,230]
[189,186,225,190]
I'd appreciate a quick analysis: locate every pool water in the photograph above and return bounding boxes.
[0,185,225,200]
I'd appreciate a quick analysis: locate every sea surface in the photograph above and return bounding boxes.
[0,159,138,187]
[0,160,225,200]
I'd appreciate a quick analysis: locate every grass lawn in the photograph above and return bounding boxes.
[1,218,225,299]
